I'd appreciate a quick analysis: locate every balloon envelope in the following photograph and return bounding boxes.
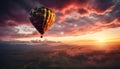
[29,6,56,37]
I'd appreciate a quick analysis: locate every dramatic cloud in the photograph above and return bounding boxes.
[78,8,88,15]
[0,0,31,27]
[89,0,114,13]
[0,0,120,38]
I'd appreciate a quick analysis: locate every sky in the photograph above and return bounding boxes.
[0,0,120,44]
[0,1,120,68]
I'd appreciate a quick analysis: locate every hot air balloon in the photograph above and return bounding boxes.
[29,6,56,38]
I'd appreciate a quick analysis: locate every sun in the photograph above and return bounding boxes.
[98,39,105,42]
[96,38,106,43]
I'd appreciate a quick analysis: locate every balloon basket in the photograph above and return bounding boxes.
[40,36,43,38]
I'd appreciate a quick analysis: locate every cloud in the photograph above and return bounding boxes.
[78,8,88,15]
[0,0,40,27]
[0,0,120,38]
[49,44,120,67]
[0,25,39,40]
[0,26,18,38]
[48,0,120,36]
[0,40,120,68]
[89,0,114,13]
[39,0,73,10]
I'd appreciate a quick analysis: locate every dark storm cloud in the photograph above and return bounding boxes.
[0,0,37,27]
[39,0,73,10]
[111,2,120,18]
[0,0,33,14]
[90,0,114,13]
[49,0,120,36]
[0,0,120,38]
[0,9,30,27]
[78,8,88,15]
[39,0,114,13]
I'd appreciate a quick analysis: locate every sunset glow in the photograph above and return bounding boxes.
[15,27,120,45]
[0,0,120,69]
[0,0,120,45]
